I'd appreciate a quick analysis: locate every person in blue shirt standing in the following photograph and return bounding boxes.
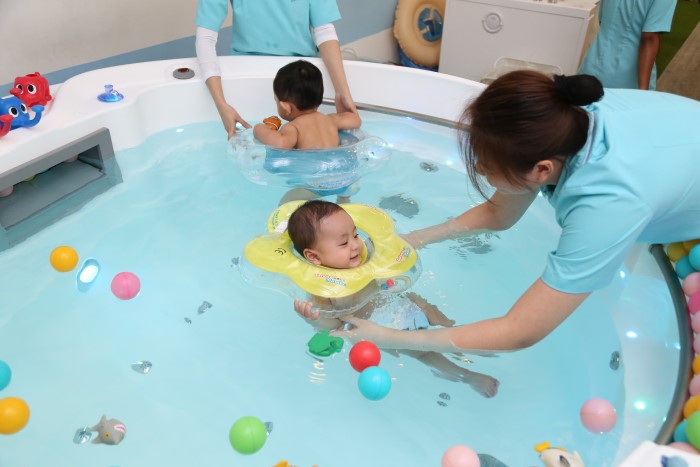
[579,0,676,90]
[298,70,700,354]
[195,0,358,138]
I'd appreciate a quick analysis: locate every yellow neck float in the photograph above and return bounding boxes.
[240,202,421,317]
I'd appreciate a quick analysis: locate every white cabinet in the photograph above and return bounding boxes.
[438,0,599,82]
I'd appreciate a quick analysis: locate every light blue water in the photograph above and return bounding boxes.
[0,110,680,466]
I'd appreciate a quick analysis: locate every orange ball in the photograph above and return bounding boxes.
[685,395,700,419]
[49,246,79,272]
[685,239,700,252]
[693,355,700,374]
[0,397,30,434]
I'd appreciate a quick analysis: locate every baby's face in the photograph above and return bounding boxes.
[310,210,363,269]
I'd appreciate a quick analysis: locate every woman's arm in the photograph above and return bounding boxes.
[403,190,537,249]
[335,279,590,353]
[638,31,661,90]
[195,27,251,138]
[317,39,358,115]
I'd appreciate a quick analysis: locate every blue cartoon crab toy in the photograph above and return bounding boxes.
[0,95,43,130]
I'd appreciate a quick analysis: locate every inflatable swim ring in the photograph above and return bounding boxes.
[238,201,421,317]
[229,128,390,194]
[394,0,446,69]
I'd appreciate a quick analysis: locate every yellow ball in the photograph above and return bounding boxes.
[50,246,79,272]
[685,394,700,419]
[0,397,30,434]
[668,243,689,262]
[685,239,700,252]
[693,355,700,375]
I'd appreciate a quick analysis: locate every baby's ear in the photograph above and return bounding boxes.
[303,248,322,265]
[279,100,294,115]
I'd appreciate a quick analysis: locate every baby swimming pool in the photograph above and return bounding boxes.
[0,57,690,466]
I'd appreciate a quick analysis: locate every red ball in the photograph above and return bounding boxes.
[349,341,381,372]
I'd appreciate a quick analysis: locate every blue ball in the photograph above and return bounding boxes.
[357,366,391,401]
[674,418,689,443]
[676,256,696,279]
[690,245,700,271]
[0,360,11,391]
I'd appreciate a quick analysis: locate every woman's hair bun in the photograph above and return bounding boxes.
[553,74,604,106]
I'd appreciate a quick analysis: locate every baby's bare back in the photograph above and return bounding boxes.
[291,112,341,150]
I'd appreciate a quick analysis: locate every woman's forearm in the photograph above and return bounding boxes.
[318,40,350,98]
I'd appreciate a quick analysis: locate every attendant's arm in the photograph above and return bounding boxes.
[315,24,358,115]
[195,27,251,137]
[638,32,661,90]
[253,123,299,149]
[403,190,537,249]
[336,279,590,353]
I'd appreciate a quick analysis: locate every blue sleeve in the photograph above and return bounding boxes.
[541,195,652,294]
[643,0,676,33]
[309,0,341,27]
[195,0,230,31]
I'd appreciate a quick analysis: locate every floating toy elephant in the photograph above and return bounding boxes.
[10,72,51,107]
[536,442,585,467]
[0,115,12,138]
[90,415,126,445]
[0,96,43,129]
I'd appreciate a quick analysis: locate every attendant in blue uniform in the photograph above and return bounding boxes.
[195,0,357,138]
[579,0,676,90]
[315,71,700,354]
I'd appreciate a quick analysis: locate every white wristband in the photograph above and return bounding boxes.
[195,27,222,81]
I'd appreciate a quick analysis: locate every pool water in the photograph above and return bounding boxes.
[0,110,680,466]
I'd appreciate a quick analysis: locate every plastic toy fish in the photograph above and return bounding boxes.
[90,415,126,445]
[0,96,43,129]
[0,115,12,138]
[10,72,52,107]
[535,441,585,467]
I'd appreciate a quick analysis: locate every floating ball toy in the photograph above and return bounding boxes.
[441,444,480,467]
[676,257,696,280]
[689,292,700,315]
[691,245,700,271]
[0,361,10,391]
[580,398,617,433]
[686,411,700,450]
[684,394,700,419]
[111,272,141,300]
[691,375,700,397]
[50,246,79,272]
[349,341,381,372]
[675,419,690,443]
[0,397,30,434]
[357,366,391,401]
[684,272,700,297]
[229,416,267,454]
[668,242,689,262]
[693,355,700,375]
[685,239,700,251]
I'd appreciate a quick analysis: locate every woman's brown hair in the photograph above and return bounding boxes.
[460,70,604,197]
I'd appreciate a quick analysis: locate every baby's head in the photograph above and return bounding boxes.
[273,60,324,119]
[287,200,363,269]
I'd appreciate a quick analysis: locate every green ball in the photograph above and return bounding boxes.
[228,416,267,455]
[686,411,700,449]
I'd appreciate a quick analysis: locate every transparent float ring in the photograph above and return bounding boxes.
[238,201,422,318]
[229,128,391,194]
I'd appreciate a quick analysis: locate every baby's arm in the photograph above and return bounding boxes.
[294,297,342,330]
[329,112,362,131]
[405,292,455,327]
[253,121,299,149]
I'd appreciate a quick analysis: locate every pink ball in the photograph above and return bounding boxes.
[668,442,700,454]
[692,313,700,334]
[111,272,141,300]
[690,375,700,396]
[690,292,700,315]
[685,273,700,297]
[580,398,617,433]
[694,335,700,354]
[441,445,480,467]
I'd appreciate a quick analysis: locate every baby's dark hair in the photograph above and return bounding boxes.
[287,200,344,255]
[273,60,324,111]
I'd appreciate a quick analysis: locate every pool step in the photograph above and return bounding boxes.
[0,128,122,250]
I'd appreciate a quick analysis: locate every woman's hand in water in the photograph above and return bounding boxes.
[331,315,392,345]
[294,299,320,320]
[217,102,250,139]
[400,231,427,250]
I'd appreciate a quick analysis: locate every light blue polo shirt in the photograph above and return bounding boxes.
[541,90,700,294]
[195,0,341,57]
[579,0,675,89]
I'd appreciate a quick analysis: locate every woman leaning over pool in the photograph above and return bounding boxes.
[295,70,700,353]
